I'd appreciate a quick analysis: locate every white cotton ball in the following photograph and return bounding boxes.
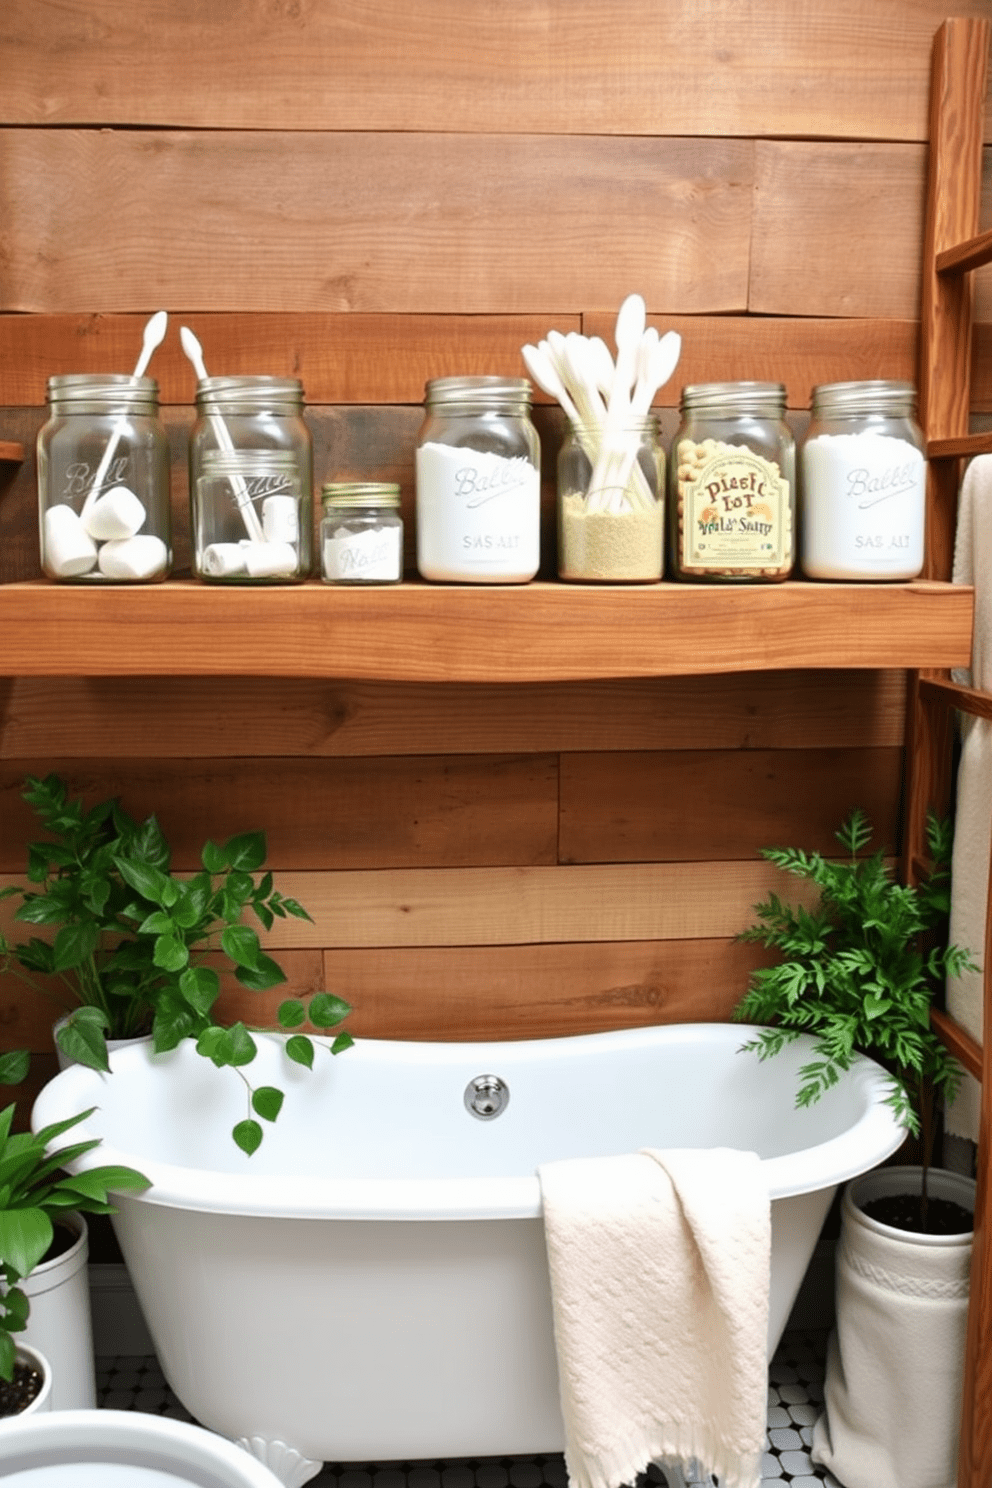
[43,504,98,577]
[242,541,299,578]
[201,543,249,578]
[97,534,169,580]
[82,485,147,541]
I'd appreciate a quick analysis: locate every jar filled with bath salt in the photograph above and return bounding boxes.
[557,417,664,581]
[668,382,795,582]
[189,377,312,582]
[799,381,926,580]
[36,374,171,583]
[321,483,404,584]
[415,376,541,583]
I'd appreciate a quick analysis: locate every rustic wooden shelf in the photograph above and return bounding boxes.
[0,577,973,681]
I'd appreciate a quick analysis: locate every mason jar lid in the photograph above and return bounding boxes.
[196,376,305,409]
[423,375,533,412]
[203,449,300,473]
[46,373,160,415]
[810,380,918,419]
[680,381,786,415]
[321,482,401,509]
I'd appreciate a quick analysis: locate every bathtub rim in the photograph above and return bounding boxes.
[31,1022,907,1221]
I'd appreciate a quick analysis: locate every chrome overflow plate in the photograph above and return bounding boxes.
[464,1074,509,1120]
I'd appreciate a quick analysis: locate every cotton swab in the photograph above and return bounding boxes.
[179,326,265,543]
[81,310,168,518]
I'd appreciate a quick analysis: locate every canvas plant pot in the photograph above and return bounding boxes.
[812,1166,974,1488]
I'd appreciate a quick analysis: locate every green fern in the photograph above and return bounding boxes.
[734,810,978,1149]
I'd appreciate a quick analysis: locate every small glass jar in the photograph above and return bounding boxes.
[415,376,541,583]
[799,381,926,580]
[668,382,795,583]
[189,377,312,581]
[321,483,404,585]
[36,374,171,583]
[194,450,306,581]
[557,417,664,582]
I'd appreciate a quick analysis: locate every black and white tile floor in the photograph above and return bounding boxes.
[95,1328,840,1488]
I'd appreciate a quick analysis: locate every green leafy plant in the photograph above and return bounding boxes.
[733,809,979,1184]
[0,1049,149,1383]
[0,774,354,1156]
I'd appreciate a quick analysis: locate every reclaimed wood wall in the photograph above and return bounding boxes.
[0,0,990,1104]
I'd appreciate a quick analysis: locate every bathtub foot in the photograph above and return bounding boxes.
[236,1435,324,1486]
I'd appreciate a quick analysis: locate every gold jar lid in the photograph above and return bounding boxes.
[321,482,400,509]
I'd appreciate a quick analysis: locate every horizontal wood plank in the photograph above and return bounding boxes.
[0,756,560,871]
[0,581,971,680]
[0,861,823,949]
[2,0,989,142]
[0,131,753,315]
[0,671,908,758]
[559,747,903,863]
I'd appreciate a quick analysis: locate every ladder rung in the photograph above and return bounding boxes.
[936,226,992,276]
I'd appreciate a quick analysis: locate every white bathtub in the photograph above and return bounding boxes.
[33,1023,905,1485]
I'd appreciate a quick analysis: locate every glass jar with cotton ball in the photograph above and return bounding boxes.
[37,373,172,583]
[188,375,313,583]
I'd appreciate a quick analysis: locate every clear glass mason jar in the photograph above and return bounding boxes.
[415,376,541,583]
[557,417,664,582]
[321,483,404,585]
[799,380,926,580]
[189,377,312,581]
[37,374,171,583]
[668,382,795,582]
[194,450,306,581]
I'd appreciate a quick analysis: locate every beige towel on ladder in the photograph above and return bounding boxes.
[538,1147,770,1488]
[946,454,992,1142]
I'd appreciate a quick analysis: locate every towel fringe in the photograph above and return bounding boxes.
[563,1423,763,1488]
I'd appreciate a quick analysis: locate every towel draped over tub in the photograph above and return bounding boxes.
[538,1146,771,1488]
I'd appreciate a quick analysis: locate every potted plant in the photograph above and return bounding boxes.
[732,808,979,1488]
[0,1049,149,1420]
[0,774,354,1155]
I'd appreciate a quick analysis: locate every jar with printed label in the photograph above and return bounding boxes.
[799,381,925,580]
[37,374,171,583]
[321,483,404,585]
[189,376,312,582]
[668,382,795,583]
[415,376,541,583]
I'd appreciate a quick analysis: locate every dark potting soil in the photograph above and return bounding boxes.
[0,1359,43,1418]
[43,1218,79,1265]
[862,1192,973,1235]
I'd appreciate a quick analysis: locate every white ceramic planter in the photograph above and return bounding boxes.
[812,1164,975,1488]
[21,1213,95,1410]
[0,1407,287,1484]
[0,1344,53,1423]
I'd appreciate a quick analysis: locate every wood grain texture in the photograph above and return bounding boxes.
[0,755,560,871]
[0,671,908,758]
[2,0,989,142]
[236,940,775,1041]
[0,581,971,680]
[0,131,753,315]
[559,747,903,864]
[0,861,821,950]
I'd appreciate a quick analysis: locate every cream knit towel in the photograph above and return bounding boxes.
[947,454,992,1141]
[538,1147,770,1488]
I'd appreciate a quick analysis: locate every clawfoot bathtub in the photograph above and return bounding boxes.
[33,1023,905,1486]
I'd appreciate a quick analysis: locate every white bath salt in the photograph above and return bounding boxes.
[800,431,925,580]
[323,523,403,583]
[415,441,540,582]
[559,493,663,581]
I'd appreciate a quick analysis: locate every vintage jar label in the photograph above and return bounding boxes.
[416,442,540,580]
[676,438,791,573]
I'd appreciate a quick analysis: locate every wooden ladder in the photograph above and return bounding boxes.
[903,17,992,1488]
